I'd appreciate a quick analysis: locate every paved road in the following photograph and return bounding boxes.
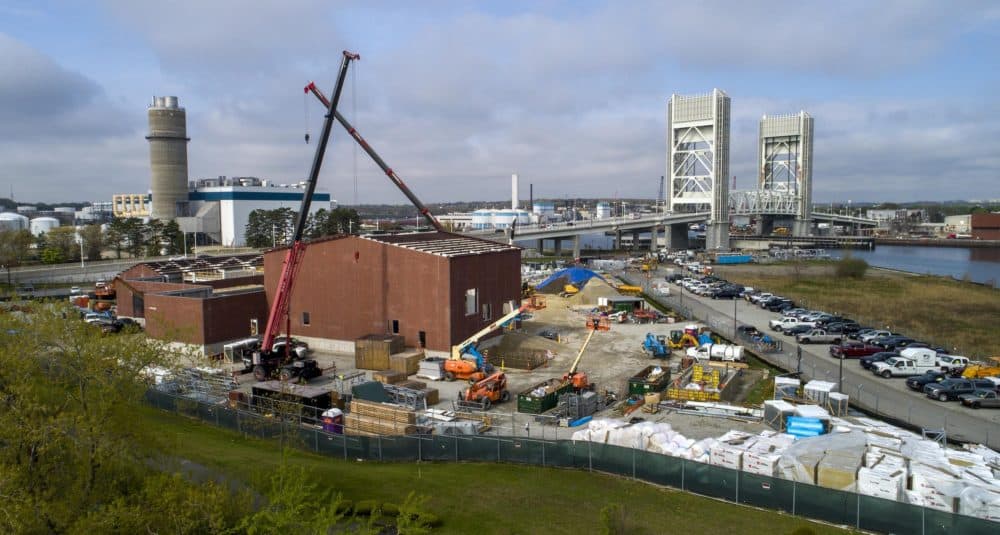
[621,270,1000,450]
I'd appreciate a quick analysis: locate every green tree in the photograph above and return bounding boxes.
[305,207,361,238]
[121,217,146,258]
[46,226,80,263]
[162,219,184,255]
[245,208,296,248]
[0,228,33,268]
[104,218,127,259]
[80,224,104,261]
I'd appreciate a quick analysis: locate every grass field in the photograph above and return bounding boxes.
[716,263,1000,358]
[137,406,850,535]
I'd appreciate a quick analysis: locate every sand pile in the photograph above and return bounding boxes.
[574,279,623,305]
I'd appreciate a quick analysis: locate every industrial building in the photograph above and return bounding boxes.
[114,254,267,354]
[263,231,521,354]
[971,213,1000,240]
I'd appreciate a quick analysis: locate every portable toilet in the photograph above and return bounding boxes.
[322,408,344,434]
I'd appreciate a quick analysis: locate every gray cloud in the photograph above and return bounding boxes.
[5,2,998,203]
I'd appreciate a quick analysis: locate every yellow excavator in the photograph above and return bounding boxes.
[666,329,699,350]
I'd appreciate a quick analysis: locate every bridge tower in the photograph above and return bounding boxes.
[759,112,813,236]
[667,89,730,250]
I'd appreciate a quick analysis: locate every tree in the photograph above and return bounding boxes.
[305,207,361,238]
[145,219,166,257]
[79,224,104,261]
[0,228,33,268]
[162,219,184,255]
[245,208,296,248]
[45,226,80,263]
[121,217,146,258]
[104,218,127,259]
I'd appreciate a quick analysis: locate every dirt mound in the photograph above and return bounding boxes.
[574,279,622,305]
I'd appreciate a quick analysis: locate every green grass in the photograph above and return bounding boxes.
[721,268,1000,358]
[136,406,850,535]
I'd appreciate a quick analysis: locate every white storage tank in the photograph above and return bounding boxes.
[533,201,555,221]
[492,209,531,229]
[30,217,60,236]
[53,206,76,214]
[596,202,612,219]
[0,212,30,231]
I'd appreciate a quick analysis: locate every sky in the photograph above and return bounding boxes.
[1,0,999,206]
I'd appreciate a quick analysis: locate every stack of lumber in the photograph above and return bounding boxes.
[354,335,405,370]
[344,400,417,436]
[389,349,424,375]
[373,370,406,384]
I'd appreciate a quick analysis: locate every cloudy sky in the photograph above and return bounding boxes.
[2,1,999,205]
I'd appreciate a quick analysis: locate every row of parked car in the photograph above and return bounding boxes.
[79,309,141,334]
[752,286,1000,410]
[669,274,754,301]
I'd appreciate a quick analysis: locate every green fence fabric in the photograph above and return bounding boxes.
[145,389,999,535]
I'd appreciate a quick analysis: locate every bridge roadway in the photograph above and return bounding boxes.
[465,211,710,242]
[620,269,1000,450]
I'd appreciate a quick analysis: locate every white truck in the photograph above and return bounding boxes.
[871,348,939,378]
[769,316,812,332]
[686,343,745,362]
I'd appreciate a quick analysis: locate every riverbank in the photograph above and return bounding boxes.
[713,263,1000,358]
[874,237,1000,248]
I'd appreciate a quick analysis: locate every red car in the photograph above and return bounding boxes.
[830,342,883,359]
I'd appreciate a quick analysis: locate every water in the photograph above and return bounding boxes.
[831,245,1000,286]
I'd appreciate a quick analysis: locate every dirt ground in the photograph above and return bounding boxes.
[209,276,770,441]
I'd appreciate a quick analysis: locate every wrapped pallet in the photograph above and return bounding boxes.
[389,349,424,375]
[355,334,405,370]
[803,380,837,406]
[857,464,907,501]
[416,357,445,380]
[710,440,753,470]
[909,463,964,513]
[958,485,1000,522]
[817,451,863,491]
[763,400,796,431]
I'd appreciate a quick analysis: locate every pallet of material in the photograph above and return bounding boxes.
[389,349,424,375]
[416,357,445,380]
[397,380,427,390]
[485,349,548,370]
[349,399,416,424]
[344,413,417,435]
[372,370,406,384]
[355,334,405,370]
[421,388,440,406]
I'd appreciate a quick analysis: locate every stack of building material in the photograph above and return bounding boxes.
[958,486,1000,522]
[763,400,796,431]
[857,457,907,501]
[355,334,406,370]
[372,370,406,384]
[803,380,837,406]
[817,450,864,491]
[416,357,445,380]
[773,376,800,399]
[778,430,867,485]
[389,349,424,375]
[709,431,757,470]
[826,392,849,416]
[787,404,830,438]
[344,399,417,436]
[908,463,965,512]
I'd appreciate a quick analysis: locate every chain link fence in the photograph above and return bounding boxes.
[147,388,996,534]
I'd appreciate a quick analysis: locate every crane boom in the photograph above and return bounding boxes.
[304,82,445,232]
[451,301,525,360]
[568,328,596,375]
[261,51,358,353]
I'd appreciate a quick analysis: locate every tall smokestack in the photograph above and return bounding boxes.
[146,96,190,220]
[511,173,519,210]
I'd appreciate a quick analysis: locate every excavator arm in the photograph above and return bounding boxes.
[305,83,444,232]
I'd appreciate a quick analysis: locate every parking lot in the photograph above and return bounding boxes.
[623,267,1000,450]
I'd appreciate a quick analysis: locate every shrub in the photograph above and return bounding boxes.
[834,256,868,279]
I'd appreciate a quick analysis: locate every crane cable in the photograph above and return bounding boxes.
[303,89,310,144]
[352,63,358,206]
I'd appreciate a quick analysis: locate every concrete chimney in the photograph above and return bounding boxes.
[512,173,519,210]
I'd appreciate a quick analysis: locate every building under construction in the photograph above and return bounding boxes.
[263,232,521,353]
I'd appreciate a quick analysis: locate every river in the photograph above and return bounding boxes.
[828,245,1000,286]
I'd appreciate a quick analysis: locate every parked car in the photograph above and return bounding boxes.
[960,390,1000,409]
[830,342,883,359]
[861,352,901,370]
[769,316,804,332]
[877,337,918,351]
[850,328,876,341]
[796,329,842,344]
[860,330,897,343]
[749,292,774,304]
[905,370,949,390]
[925,378,996,402]
[937,355,970,373]
[764,299,795,312]
[783,324,813,336]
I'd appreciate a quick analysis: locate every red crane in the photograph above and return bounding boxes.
[304,82,445,232]
[251,50,359,382]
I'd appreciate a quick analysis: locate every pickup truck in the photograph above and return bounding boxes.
[924,378,996,402]
[686,343,745,362]
[936,355,969,372]
[829,342,882,359]
[795,329,842,344]
[960,389,1000,409]
[769,316,811,332]
[872,356,935,378]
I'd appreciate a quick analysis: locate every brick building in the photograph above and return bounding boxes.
[263,232,521,353]
[114,254,268,354]
[970,213,1000,240]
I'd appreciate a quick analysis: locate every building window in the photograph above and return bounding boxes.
[465,288,477,316]
[302,312,310,326]
[418,331,426,348]
[392,320,399,334]
[482,303,492,321]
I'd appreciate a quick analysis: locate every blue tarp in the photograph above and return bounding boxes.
[535,267,605,292]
